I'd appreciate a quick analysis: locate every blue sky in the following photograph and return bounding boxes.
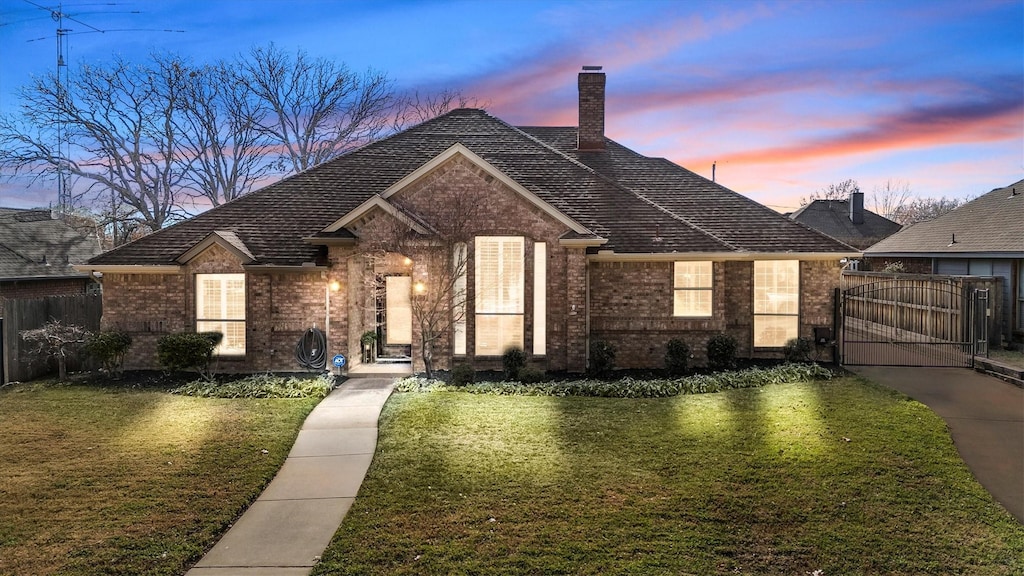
[0,0,1021,212]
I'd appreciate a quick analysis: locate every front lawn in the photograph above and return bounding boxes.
[0,381,319,576]
[315,376,1024,575]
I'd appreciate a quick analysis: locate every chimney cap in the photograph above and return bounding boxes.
[582,65,603,71]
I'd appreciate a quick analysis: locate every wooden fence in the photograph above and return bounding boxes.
[1,294,103,384]
[840,271,1002,348]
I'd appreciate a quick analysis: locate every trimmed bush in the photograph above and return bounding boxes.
[707,333,738,372]
[783,337,814,363]
[502,347,527,380]
[665,338,690,376]
[157,332,220,377]
[84,331,133,376]
[588,339,616,377]
[450,363,475,387]
[518,367,546,383]
[395,363,834,397]
[172,372,335,398]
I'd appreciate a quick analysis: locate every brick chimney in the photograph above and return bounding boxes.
[578,66,605,151]
[849,190,864,225]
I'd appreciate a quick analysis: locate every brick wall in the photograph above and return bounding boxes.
[590,260,728,368]
[862,256,932,273]
[588,258,843,369]
[354,155,578,372]
[101,243,325,372]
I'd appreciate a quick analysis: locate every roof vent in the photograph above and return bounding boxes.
[948,233,958,247]
[1009,187,1018,199]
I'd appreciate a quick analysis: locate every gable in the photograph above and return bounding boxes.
[321,144,594,239]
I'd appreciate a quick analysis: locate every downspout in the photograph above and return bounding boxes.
[585,257,591,372]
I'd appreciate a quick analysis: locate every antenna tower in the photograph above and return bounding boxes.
[22,0,183,217]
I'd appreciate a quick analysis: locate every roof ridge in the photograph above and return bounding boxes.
[511,125,740,251]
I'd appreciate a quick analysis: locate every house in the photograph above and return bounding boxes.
[79,68,857,374]
[0,208,101,313]
[865,179,1024,344]
[787,191,902,250]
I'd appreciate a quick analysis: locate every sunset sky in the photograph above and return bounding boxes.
[0,0,1021,213]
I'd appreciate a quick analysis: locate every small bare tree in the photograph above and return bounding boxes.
[871,179,912,221]
[21,320,92,381]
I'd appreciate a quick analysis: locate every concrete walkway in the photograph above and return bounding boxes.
[850,366,1024,524]
[186,377,395,576]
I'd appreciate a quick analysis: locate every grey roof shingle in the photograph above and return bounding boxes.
[866,179,1024,256]
[0,208,101,279]
[787,200,902,249]
[89,109,855,266]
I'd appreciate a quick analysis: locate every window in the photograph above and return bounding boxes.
[453,243,467,355]
[475,236,523,355]
[673,261,713,317]
[534,242,547,355]
[196,273,245,355]
[754,260,799,347]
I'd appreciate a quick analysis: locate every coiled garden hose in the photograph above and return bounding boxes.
[295,327,327,371]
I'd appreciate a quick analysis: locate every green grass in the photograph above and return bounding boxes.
[314,376,1024,575]
[987,348,1024,370]
[0,381,318,576]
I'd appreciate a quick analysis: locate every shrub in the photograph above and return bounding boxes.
[882,261,906,273]
[84,331,133,376]
[502,347,527,380]
[394,363,834,397]
[518,367,546,383]
[172,372,335,398]
[707,333,738,372]
[20,320,91,381]
[450,363,475,387]
[665,338,690,376]
[588,339,616,377]
[783,337,814,363]
[157,332,221,378]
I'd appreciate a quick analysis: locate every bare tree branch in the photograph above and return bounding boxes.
[240,44,397,173]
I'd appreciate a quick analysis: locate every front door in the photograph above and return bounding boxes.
[381,275,412,359]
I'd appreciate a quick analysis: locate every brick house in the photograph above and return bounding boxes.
[80,69,857,373]
[0,208,101,312]
[864,179,1024,344]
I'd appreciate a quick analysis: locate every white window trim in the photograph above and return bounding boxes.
[474,236,524,356]
[533,241,547,355]
[753,260,800,348]
[673,261,713,317]
[196,273,246,356]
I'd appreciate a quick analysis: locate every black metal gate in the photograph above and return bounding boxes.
[840,279,986,367]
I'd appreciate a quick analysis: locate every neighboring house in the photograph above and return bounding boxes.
[865,179,1024,343]
[788,191,902,250]
[0,208,101,313]
[79,68,857,373]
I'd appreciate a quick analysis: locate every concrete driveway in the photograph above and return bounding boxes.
[849,366,1023,524]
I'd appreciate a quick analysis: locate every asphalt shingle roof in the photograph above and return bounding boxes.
[787,200,902,249]
[90,109,855,266]
[0,208,101,279]
[866,179,1024,256]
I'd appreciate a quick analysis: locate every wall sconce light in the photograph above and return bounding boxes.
[403,257,413,266]
[414,280,426,294]
[329,280,341,292]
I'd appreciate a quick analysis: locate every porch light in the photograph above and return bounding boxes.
[403,257,413,266]
[414,280,426,294]
[329,280,341,292]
